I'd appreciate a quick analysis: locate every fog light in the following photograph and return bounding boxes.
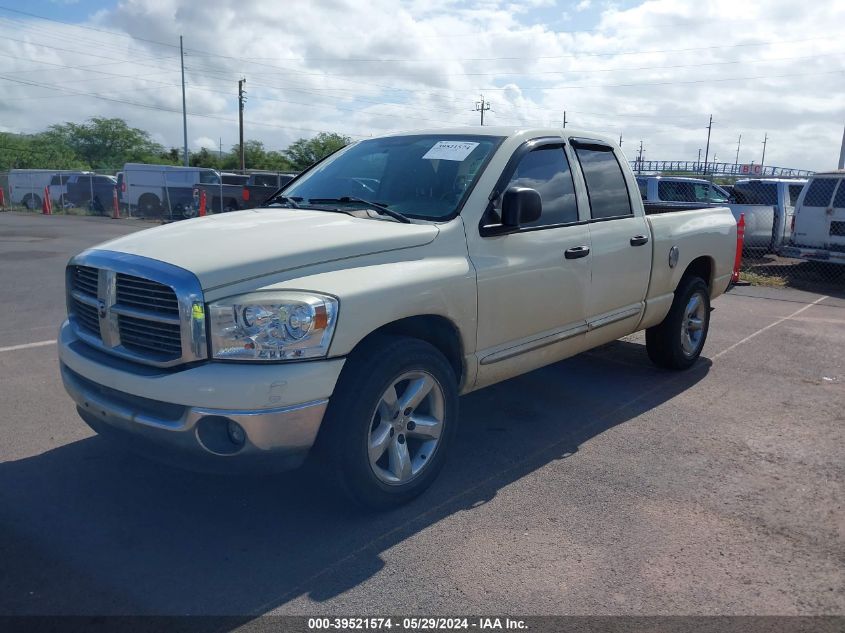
[227,420,245,446]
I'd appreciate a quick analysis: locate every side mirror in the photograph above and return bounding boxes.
[502,187,542,227]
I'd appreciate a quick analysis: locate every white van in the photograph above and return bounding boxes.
[780,171,845,264]
[122,163,220,215]
[9,169,78,209]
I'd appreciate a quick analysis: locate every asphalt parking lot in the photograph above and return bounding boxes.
[0,212,843,617]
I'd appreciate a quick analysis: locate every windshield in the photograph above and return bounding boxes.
[282,134,503,220]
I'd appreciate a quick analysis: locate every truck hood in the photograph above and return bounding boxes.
[96,208,439,290]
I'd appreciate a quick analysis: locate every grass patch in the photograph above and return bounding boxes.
[739,269,787,287]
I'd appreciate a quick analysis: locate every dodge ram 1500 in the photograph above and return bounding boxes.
[59,128,737,508]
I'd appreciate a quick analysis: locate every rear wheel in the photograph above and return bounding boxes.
[23,193,41,210]
[317,335,458,509]
[646,276,710,370]
[138,193,161,216]
[223,199,239,212]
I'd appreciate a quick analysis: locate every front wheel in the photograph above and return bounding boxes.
[646,276,710,370]
[316,335,458,509]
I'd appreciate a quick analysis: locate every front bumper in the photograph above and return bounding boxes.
[59,320,345,471]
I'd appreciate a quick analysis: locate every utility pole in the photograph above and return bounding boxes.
[636,140,644,173]
[735,134,742,165]
[703,114,713,175]
[761,132,768,168]
[474,95,491,126]
[179,35,189,167]
[618,134,622,147]
[563,111,568,129]
[838,124,845,169]
[238,78,247,170]
[218,137,222,161]
[697,148,702,170]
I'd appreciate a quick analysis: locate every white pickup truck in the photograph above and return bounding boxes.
[59,128,737,508]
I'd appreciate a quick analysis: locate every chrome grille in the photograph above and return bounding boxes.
[116,273,179,315]
[118,315,182,358]
[74,266,99,298]
[73,299,100,335]
[66,251,207,368]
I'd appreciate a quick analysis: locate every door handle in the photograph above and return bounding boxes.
[630,235,649,246]
[564,245,591,259]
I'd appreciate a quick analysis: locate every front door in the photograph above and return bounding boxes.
[468,141,592,388]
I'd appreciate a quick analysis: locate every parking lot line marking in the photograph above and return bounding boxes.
[0,339,56,353]
[712,295,828,361]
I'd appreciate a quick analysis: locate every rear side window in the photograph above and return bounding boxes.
[733,182,777,205]
[50,175,62,185]
[658,180,696,202]
[803,179,837,207]
[788,184,804,206]
[833,182,845,208]
[503,145,578,227]
[575,147,632,219]
[252,175,275,187]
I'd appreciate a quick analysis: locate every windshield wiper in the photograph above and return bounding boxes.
[308,197,411,224]
[263,194,302,208]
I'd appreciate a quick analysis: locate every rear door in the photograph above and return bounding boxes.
[793,178,840,248]
[570,139,650,343]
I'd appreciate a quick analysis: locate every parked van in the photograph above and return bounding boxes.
[780,171,845,265]
[9,169,78,210]
[729,178,807,251]
[122,163,220,215]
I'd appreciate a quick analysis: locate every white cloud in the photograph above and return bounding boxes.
[0,0,843,170]
[575,0,591,11]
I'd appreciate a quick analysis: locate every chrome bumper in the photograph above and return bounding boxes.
[61,362,328,472]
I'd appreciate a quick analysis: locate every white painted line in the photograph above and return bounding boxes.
[0,339,56,353]
[712,295,828,360]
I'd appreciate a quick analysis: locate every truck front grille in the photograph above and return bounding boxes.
[67,255,205,368]
[116,273,179,315]
[830,221,845,237]
[118,314,183,357]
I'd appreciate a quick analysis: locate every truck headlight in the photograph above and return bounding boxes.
[208,292,338,361]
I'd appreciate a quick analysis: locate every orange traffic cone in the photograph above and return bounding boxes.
[731,213,746,285]
[112,187,120,219]
[42,186,52,215]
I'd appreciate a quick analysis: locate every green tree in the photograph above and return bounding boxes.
[223,140,294,171]
[189,147,222,169]
[282,132,351,171]
[46,117,165,169]
[0,131,87,170]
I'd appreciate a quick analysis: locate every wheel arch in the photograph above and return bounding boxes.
[345,314,465,388]
[679,255,713,289]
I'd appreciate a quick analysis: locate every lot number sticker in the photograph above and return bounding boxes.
[423,141,480,161]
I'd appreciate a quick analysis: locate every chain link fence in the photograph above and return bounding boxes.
[1,165,842,294]
[0,167,297,221]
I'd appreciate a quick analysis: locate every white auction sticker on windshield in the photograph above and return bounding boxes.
[422,140,480,161]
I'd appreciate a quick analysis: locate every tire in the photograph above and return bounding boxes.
[23,194,41,210]
[646,276,710,370]
[316,335,459,509]
[223,199,239,212]
[138,193,161,216]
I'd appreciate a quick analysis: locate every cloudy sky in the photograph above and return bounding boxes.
[1,0,843,170]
